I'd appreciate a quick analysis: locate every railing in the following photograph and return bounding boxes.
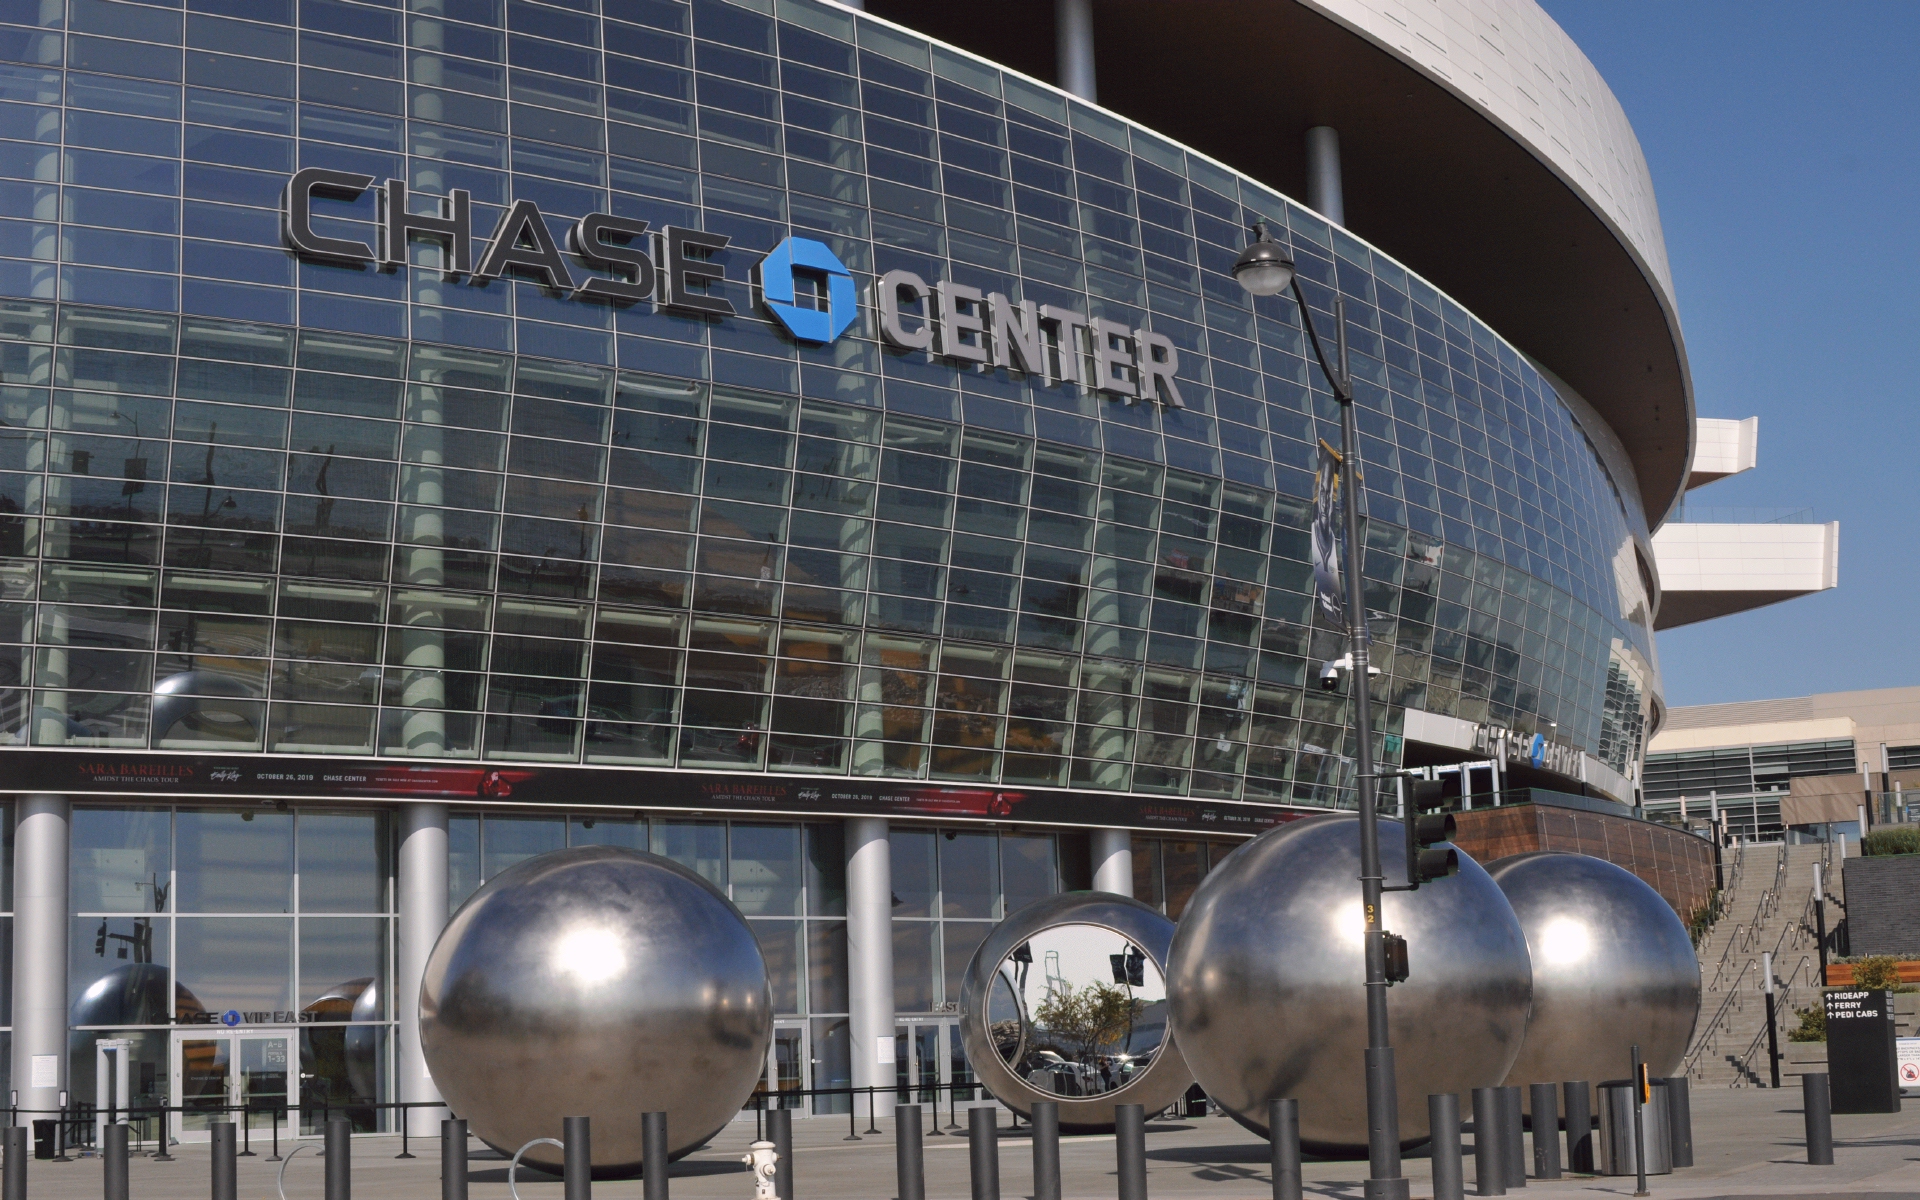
[741,1081,1194,1141]
[1682,958,1759,1080]
[1729,954,1818,1089]
[6,1099,455,1161]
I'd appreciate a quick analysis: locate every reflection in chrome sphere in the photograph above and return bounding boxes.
[1166,815,1532,1151]
[420,846,771,1177]
[959,892,1192,1132]
[1488,852,1701,1092]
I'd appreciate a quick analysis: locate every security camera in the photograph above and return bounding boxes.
[1319,660,1343,691]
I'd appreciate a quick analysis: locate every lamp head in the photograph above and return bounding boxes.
[1233,221,1296,297]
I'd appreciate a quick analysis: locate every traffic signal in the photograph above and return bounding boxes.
[1111,946,1146,987]
[1383,932,1410,985]
[94,920,107,957]
[1405,780,1459,888]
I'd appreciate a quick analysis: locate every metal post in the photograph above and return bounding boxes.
[102,1123,127,1200]
[1801,1073,1833,1165]
[1427,1095,1462,1200]
[1763,951,1781,1088]
[325,1118,351,1200]
[967,1107,998,1200]
[1031,1102,1059,1200]
[1054,0,1096,102]
[212,1123,236,1200]
[1527,1084,1560,1180]
[767,1109,792,1200]
[1267,1099,1301,1200]
[1496,1087,1524,1189]
[3,1126,24,1200]
[52,1093,66,1163]
[441,1119,468,1200]
[1091,829,1133,896]
[1470,1088,1504,1196]
[1813,863,1829,978]
[1662,1077,1692,1168]
[1304,126,1344,227]
[1562,1082,1591,1174]
[642,1113,668,1200]
[399,804,451,1138]
[12,798,70,1126]
[1629,1047,1647,1198]
[269,1108,279,1162]
[563,1116,590,1200]
[895,1106,923,1200]
[1114,1104,1146,1200]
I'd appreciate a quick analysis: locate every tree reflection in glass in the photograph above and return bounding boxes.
[988,922,1168,1097]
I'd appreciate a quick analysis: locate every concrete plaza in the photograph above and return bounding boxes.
[12,1088,1918,1200]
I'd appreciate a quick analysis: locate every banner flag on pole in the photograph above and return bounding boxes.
[1312,438,1346,624]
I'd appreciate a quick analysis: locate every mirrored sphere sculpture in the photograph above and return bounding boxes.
[959,892,1192,1131]
[1488,851,1701,1092]
[1165,814,1532,1151]
[420,846,772,1176]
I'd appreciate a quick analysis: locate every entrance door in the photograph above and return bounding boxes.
[765,1024,807,1110]
[894,1021,968,1105]
[171,1031,294,1142]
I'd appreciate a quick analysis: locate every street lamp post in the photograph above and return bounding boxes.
[1234,221,1408,1200]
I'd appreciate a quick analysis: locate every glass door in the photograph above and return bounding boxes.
[171,1031,296,1143]
[765,1024,806,1110]
[894,1022,960,1105]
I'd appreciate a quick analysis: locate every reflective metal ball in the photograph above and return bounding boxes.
[1166,814,1532,1151]
[420,846,772,1176]
[1487,851,1701,1091]
[959,892,1192,1131]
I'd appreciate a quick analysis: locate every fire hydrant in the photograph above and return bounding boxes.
[742,1139,780,1200]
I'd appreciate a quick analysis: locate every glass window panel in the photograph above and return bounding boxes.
[481,814,564,880]
[70,807,171,913]
[175,916,292,1012]
[297,811,388,913]
[1163,840,1205,919]
[568,815,647,849]
[749,918,801,1015]
[886,827,934,917]
[651,820,725,887]
[1000,833,1056,914]
[941,921,987,1006]
[729,822,801,916]
[175,810,293,913]
[449,814,479,910]
[69,914,169,1026]
[890,919,933,1014]
[805,822,844,917]
[937,830,996,918]
[807,920,847,1014]
[297,916,387,1013]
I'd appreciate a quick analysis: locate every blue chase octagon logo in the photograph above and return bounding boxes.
[758,236,857,344]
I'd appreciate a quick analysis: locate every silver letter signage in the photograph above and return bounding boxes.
[282,168,375,264]
[878,270,934,351]
[569,214,655,304]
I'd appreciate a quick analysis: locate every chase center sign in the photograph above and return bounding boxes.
[282,168,1185,406]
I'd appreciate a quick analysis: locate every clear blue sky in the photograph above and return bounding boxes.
[1539,1,1920,709]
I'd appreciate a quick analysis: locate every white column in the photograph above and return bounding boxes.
[1305,125,1344,227]
[1055,0,1096,102]
[12,795,67,1121]
[396,803,449,1136]
[1090,829,1133,897]
[845,817,894,1094]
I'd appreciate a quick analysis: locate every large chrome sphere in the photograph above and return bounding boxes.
[959,892,1192,1132]
[420,846,771,1176]
[1166,814,1532,1151]
[1488,852,1701,1094]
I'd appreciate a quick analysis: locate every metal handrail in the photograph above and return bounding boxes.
[1682,958,1759,1078]
[1729,954,1817,1089]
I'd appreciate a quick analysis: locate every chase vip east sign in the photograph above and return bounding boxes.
[282,168,1185,406]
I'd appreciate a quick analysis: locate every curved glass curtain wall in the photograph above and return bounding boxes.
[0,0,1657,802]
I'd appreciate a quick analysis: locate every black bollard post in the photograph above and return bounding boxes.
[1030,1102,1059,1200]
[4,1125,24,1200]
[211,1122,236,1200]
[563,1116,591,1200]
[642,1113,669,1200]
[967,1107,998,1200]
[325,1117,351,1200]
[1561,1082,1591,1174]
[1496,1087,1525,1189]
[1802,1073,1833,1166]
[1662,1077,1692,1168]
[102,1124,127,1200]
[1527,1084,1560,1180]
[1114,1104,1146,1200]
[1266,1099,1301,1200]
[441,1119,468,1200]
[767,1109,792,1200]
[1470,1087,1504,1197]
[895,1106,924,1200]
[1428,1095,1463,1200]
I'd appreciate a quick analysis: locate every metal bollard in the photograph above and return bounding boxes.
[441,1119,468,1200]
[1528,1084,1560,1180]
[325,1118,351,1200]
[1030,1102,1059,1200]
[1662,1077,1692,1168]
[1802,1073,1833,1166]
[1428,1094,1463,1200]
[563,1116,591,1200]
[767,1109,792,1200]
[967,1107,998,1200]
[3,1125,24,1200]
[1266,1099,1301,1200]
[1470,1087,1504,1197]
[1114,1104,1146,1200]
[1562,1082,1592,1174]
[642,1113,669,1200]
[1496,1087,1525,1189]
[102,1124,127,1200]
[211,1122,237,1200]
[895,1106,924,1200]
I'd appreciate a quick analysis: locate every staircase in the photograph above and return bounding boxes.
[1681,840,1845,1087]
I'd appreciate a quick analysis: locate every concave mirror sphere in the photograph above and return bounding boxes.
[419,846,772,1176]
[959,892,1192,1131]
[1487,851,1701,1096]
[1165,814,1532,1151]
